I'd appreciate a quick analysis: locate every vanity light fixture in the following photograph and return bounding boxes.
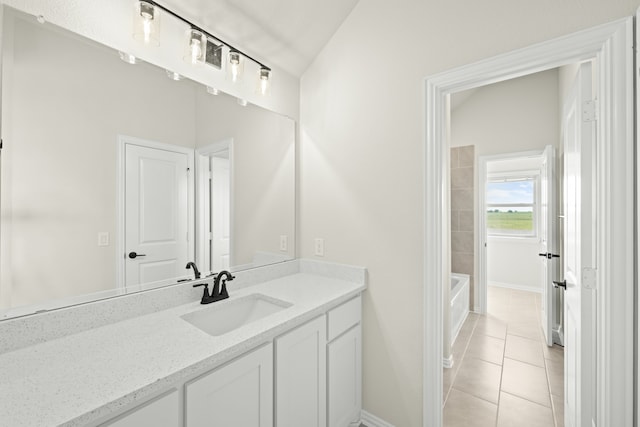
[133,1,159,46]
[132,0,272,95]
[206,86,220,95]
[237,98,248,107]
[184,28,206,65]
[166,70,183,81]
[256,67,271,96]
[119,51,140,65]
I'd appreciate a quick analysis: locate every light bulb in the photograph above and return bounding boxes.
[237,98,248,107]
[227,51,244,83]
[184,29,206,65]
[257,67,271,96]
[166,70,183,81]
[119,51,140,65]
[206,86,220,95]
[133,1,159,46]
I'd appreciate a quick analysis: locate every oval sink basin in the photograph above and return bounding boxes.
[181,294,292,337]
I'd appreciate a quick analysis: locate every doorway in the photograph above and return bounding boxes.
[443,68,564,425]
[424,18,634,427]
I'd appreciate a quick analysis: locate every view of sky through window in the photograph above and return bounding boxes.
[486,180,534,211]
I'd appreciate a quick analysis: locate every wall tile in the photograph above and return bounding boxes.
[459,145,475,167]
[452,231,474,253]
[451,167,474,189]
[452,253,474,275]
[452,189,473,211]
[459,210,474,231]
[451,147,459,169]
[451,210,459,231]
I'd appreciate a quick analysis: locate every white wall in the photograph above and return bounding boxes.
[299,1,639,425]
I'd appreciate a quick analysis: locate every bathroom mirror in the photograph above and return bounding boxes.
[0,7,295,319]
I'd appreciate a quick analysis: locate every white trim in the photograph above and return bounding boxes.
[488,282,542,294]
[116,135,195,290]
[424,18,634,427]
[195,138,234,275]
[361,410,396,427]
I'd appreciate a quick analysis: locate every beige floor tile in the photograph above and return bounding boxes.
[443,388,497,427]
[507,320,542,341]
[452,357,502,404]
[505,334,545,367]
[551,392,564,427]
[542,343,564,364]
[501,358,551,407]
[475,316,507,340]
[497,392,554,427]
[545,355,564,398]
[466,334,505,365]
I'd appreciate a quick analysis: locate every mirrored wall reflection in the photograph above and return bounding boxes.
[0,7,295,319]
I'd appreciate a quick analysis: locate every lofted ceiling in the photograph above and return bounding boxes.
[158,0,360,77]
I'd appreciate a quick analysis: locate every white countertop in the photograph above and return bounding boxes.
[0,273,365,427]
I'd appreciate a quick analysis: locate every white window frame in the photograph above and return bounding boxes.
[486,171,540,239]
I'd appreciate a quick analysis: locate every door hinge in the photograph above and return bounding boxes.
[582,267,597,290]
[208,232,213,241]
[582,100,598,122]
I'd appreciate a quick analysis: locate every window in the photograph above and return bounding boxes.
[486,176,537,237]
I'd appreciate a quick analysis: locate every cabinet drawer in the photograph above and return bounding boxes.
[327,295,361,342]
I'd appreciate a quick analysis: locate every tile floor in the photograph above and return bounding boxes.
[443,286,564,427]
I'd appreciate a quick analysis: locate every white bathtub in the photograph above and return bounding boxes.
[450,273,470,345]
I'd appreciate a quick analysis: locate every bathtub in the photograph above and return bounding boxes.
[450,273,470,345]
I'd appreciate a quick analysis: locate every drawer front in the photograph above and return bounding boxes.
[327,295,361,342]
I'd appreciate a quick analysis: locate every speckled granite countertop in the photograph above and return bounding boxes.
[0,273,365,427]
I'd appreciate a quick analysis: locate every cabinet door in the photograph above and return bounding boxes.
[275,315,326,427]
[185,343,273,427]
[101,390,179,427]
[328,325,362,427]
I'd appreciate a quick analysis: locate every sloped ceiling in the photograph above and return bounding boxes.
[159,0,360,77]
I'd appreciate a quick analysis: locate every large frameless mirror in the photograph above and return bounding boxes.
[0,7,295,319]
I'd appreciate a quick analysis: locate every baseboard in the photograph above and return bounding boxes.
[361,410,396,427]
[443,354,454,368]
[488,281,542,294]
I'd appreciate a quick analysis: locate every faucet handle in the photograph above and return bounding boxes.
[192,282,211,302]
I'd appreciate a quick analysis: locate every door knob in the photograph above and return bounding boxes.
[128,251,146,259]
[552,280,567,289]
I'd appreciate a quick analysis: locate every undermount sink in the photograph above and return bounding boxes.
[181,294,292,337]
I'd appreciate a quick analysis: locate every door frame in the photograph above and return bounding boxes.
[476,149,544,314]
[195,138,234,274]
[423,18,634,427]
[116,135,195,290]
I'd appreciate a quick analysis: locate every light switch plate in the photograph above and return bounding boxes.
[98,232,109,247]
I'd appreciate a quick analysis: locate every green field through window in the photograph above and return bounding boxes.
[487,210,533,232]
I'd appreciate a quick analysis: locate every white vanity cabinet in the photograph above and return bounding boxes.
[275,315,327,427]
[327,296,362,427]
[100,390,179,427]
[185,343,274,427]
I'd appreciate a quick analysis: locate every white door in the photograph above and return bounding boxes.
[211,155,230,270]
[539,145,557,347]
[562,61,596,427]
[125,142,191,287]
